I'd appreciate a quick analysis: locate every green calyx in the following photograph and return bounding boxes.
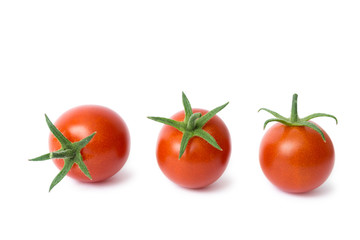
[259,93,338,142]
[29,115,96,192]
[148,92,229,159]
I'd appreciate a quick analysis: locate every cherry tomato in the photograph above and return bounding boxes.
[50,105,130,183]
[156,109,231,188]
[259,94,337,193]
[259,122,334,193]
[149,93,231,189]
[30,105,130,191]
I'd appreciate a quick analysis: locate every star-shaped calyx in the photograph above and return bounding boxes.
[148,92,229,159]
[29,115,96,191]
[259,93,338,142]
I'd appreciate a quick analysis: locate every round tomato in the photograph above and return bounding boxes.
[259,94,337,193]
[149,92,231,189]
[156,109,231,188]
[259,123,334,193]
[30,105,130,191]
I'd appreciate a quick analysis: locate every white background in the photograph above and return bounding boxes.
[1,1,359,239]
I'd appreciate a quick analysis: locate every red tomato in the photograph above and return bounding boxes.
[156,109,231,189]
[49,105,130,183]
[259,122,334,193]
[259,94,337,193]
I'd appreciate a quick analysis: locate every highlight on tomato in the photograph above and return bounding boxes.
[148,92,231,189]
[258,93,337,193]
[30,105,130,191]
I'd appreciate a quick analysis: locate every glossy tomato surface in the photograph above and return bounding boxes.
[259,122,334,193]
[49,105,130,182]
[156,108,231,189]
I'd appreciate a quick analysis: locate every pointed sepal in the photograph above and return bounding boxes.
[194,129,222,151]
[49,159,74,192]
[301,121,327,142]
[45,114,72,148]
[301,113,338,124]
[258,108,288,121]
[147,117,184,132]
[74,153,92,180]
[182,92,193,122]
[196,102,229,128]
[179,131,193,159]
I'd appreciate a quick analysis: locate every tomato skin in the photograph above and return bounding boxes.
[49,105,130,182]
[156,109,231,189]
[259,122,334,193]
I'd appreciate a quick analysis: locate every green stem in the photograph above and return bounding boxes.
[187,112,202,130]
[290,93,299,122]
